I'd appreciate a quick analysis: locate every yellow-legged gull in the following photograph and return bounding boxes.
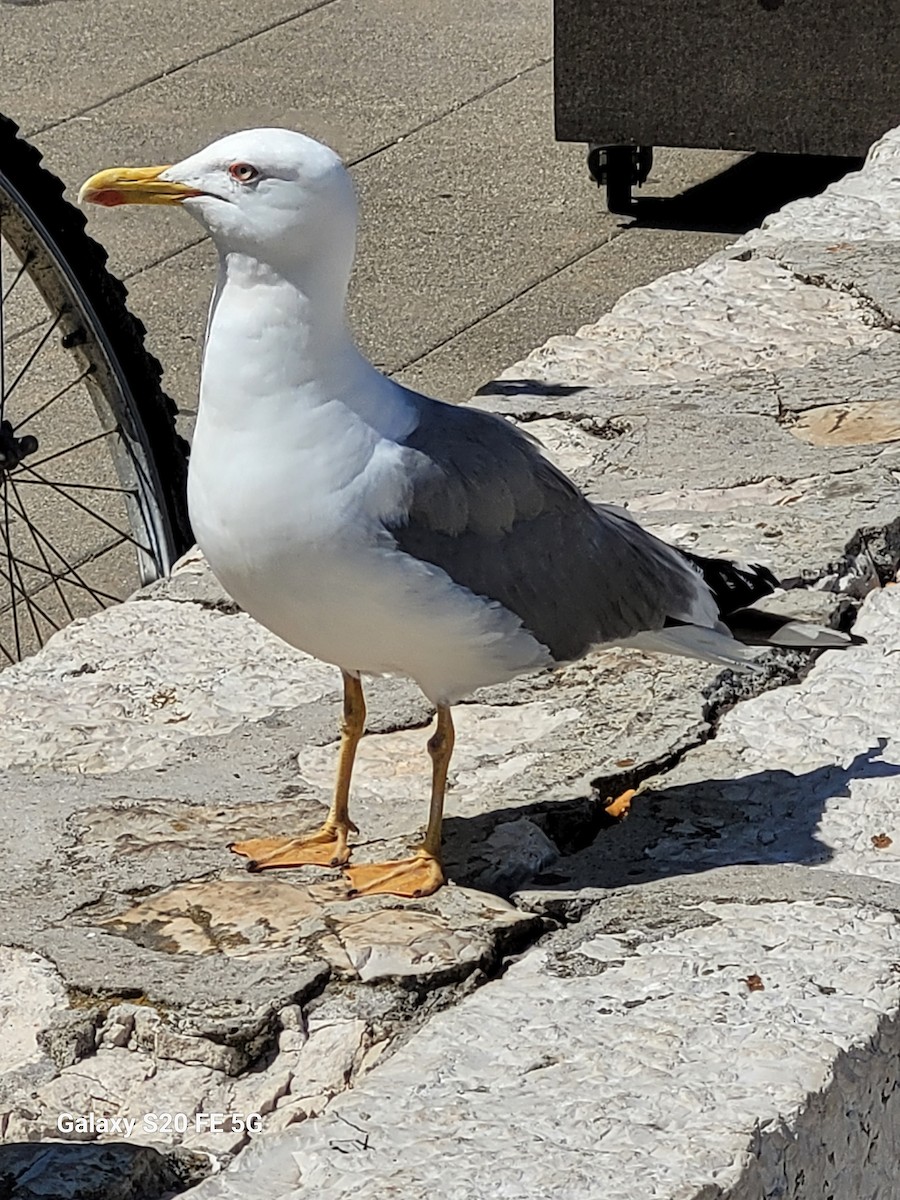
[80,129,862,898]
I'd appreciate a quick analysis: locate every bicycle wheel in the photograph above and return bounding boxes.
[0,114,192,663]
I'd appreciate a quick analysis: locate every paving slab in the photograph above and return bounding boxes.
[0,0,319,132]
[395,226,728,401]
[25,1,555,277]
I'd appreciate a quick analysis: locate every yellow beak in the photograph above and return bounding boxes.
[78,165,203,208]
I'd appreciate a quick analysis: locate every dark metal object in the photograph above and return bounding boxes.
[556,0,900,210]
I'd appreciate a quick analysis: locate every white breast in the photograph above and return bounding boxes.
[189,415,549,703]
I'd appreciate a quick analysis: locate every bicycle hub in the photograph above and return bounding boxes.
[0,419,38,477]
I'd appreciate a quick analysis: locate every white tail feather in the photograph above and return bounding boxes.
[622,626,765,668]
[748,620,857,649]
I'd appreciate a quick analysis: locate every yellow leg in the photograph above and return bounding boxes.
[343,704,452,898]
[230,671,365,870]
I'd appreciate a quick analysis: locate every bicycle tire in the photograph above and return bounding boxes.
[0,114,192,656]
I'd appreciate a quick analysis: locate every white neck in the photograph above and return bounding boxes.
[197,247,416,440]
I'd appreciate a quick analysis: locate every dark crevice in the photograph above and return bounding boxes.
[780,264,900,334]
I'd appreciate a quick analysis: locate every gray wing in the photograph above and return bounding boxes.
[388,397,717,663]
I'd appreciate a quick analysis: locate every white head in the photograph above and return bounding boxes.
[80,128,358,279]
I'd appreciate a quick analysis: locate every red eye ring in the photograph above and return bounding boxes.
[229,162,259,184]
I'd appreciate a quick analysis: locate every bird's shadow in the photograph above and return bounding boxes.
[443,741,900,896]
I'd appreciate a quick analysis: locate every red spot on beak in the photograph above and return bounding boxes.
[89,188,127,208]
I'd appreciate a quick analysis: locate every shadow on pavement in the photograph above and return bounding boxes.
[632,151,866,236]
[473,380,589,398]
[445,742,900,895]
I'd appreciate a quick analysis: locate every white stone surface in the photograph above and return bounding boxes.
[0,598,337,773]
[2,1008,370,1161]
[624,586,900,886]
[745,127,900,247]
[184,898,900,1200]
[499,256,885,390]
[0,947,68,1074]
[292,700,580,819]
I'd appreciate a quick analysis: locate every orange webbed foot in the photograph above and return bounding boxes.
[342,849,444,898]
[229,822,356,871]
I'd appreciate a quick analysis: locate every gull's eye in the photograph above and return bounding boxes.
[229,162,259,184]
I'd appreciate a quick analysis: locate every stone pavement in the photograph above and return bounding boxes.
[1,106,900,1197]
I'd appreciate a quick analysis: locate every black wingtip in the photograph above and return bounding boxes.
[682,551,780,616]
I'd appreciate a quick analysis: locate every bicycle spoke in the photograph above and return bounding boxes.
[0,485,64,638]
[7,472,74,621]
[0,535,62,634]
[22,425,114,471]
[7,545,46,645]
[3,313,56,354]
[13,475,136,495]
[1,251,31,306]
[3,490,122,607]
[21,463,152,555]
[13,364,92,432]
[2,542,122,606]
[1,482,21,657]
[2,308,62,411]
[1,258,29,309]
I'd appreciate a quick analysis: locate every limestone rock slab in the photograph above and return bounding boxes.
[519,585,900,906]
[97,876,534,984]
[0,947,68,1076]
[743,126,900,248]
[0,597,339,774]
[790,398,900,447]
[495,255,884,391]
[0,1142,208,1200]
[182,896,900,1200]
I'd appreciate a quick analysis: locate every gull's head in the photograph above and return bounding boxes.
[79,128,357,269]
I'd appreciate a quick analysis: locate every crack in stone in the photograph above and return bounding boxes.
[484,407,633,438]
[784,266,900,334]
[504,518,899,930]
